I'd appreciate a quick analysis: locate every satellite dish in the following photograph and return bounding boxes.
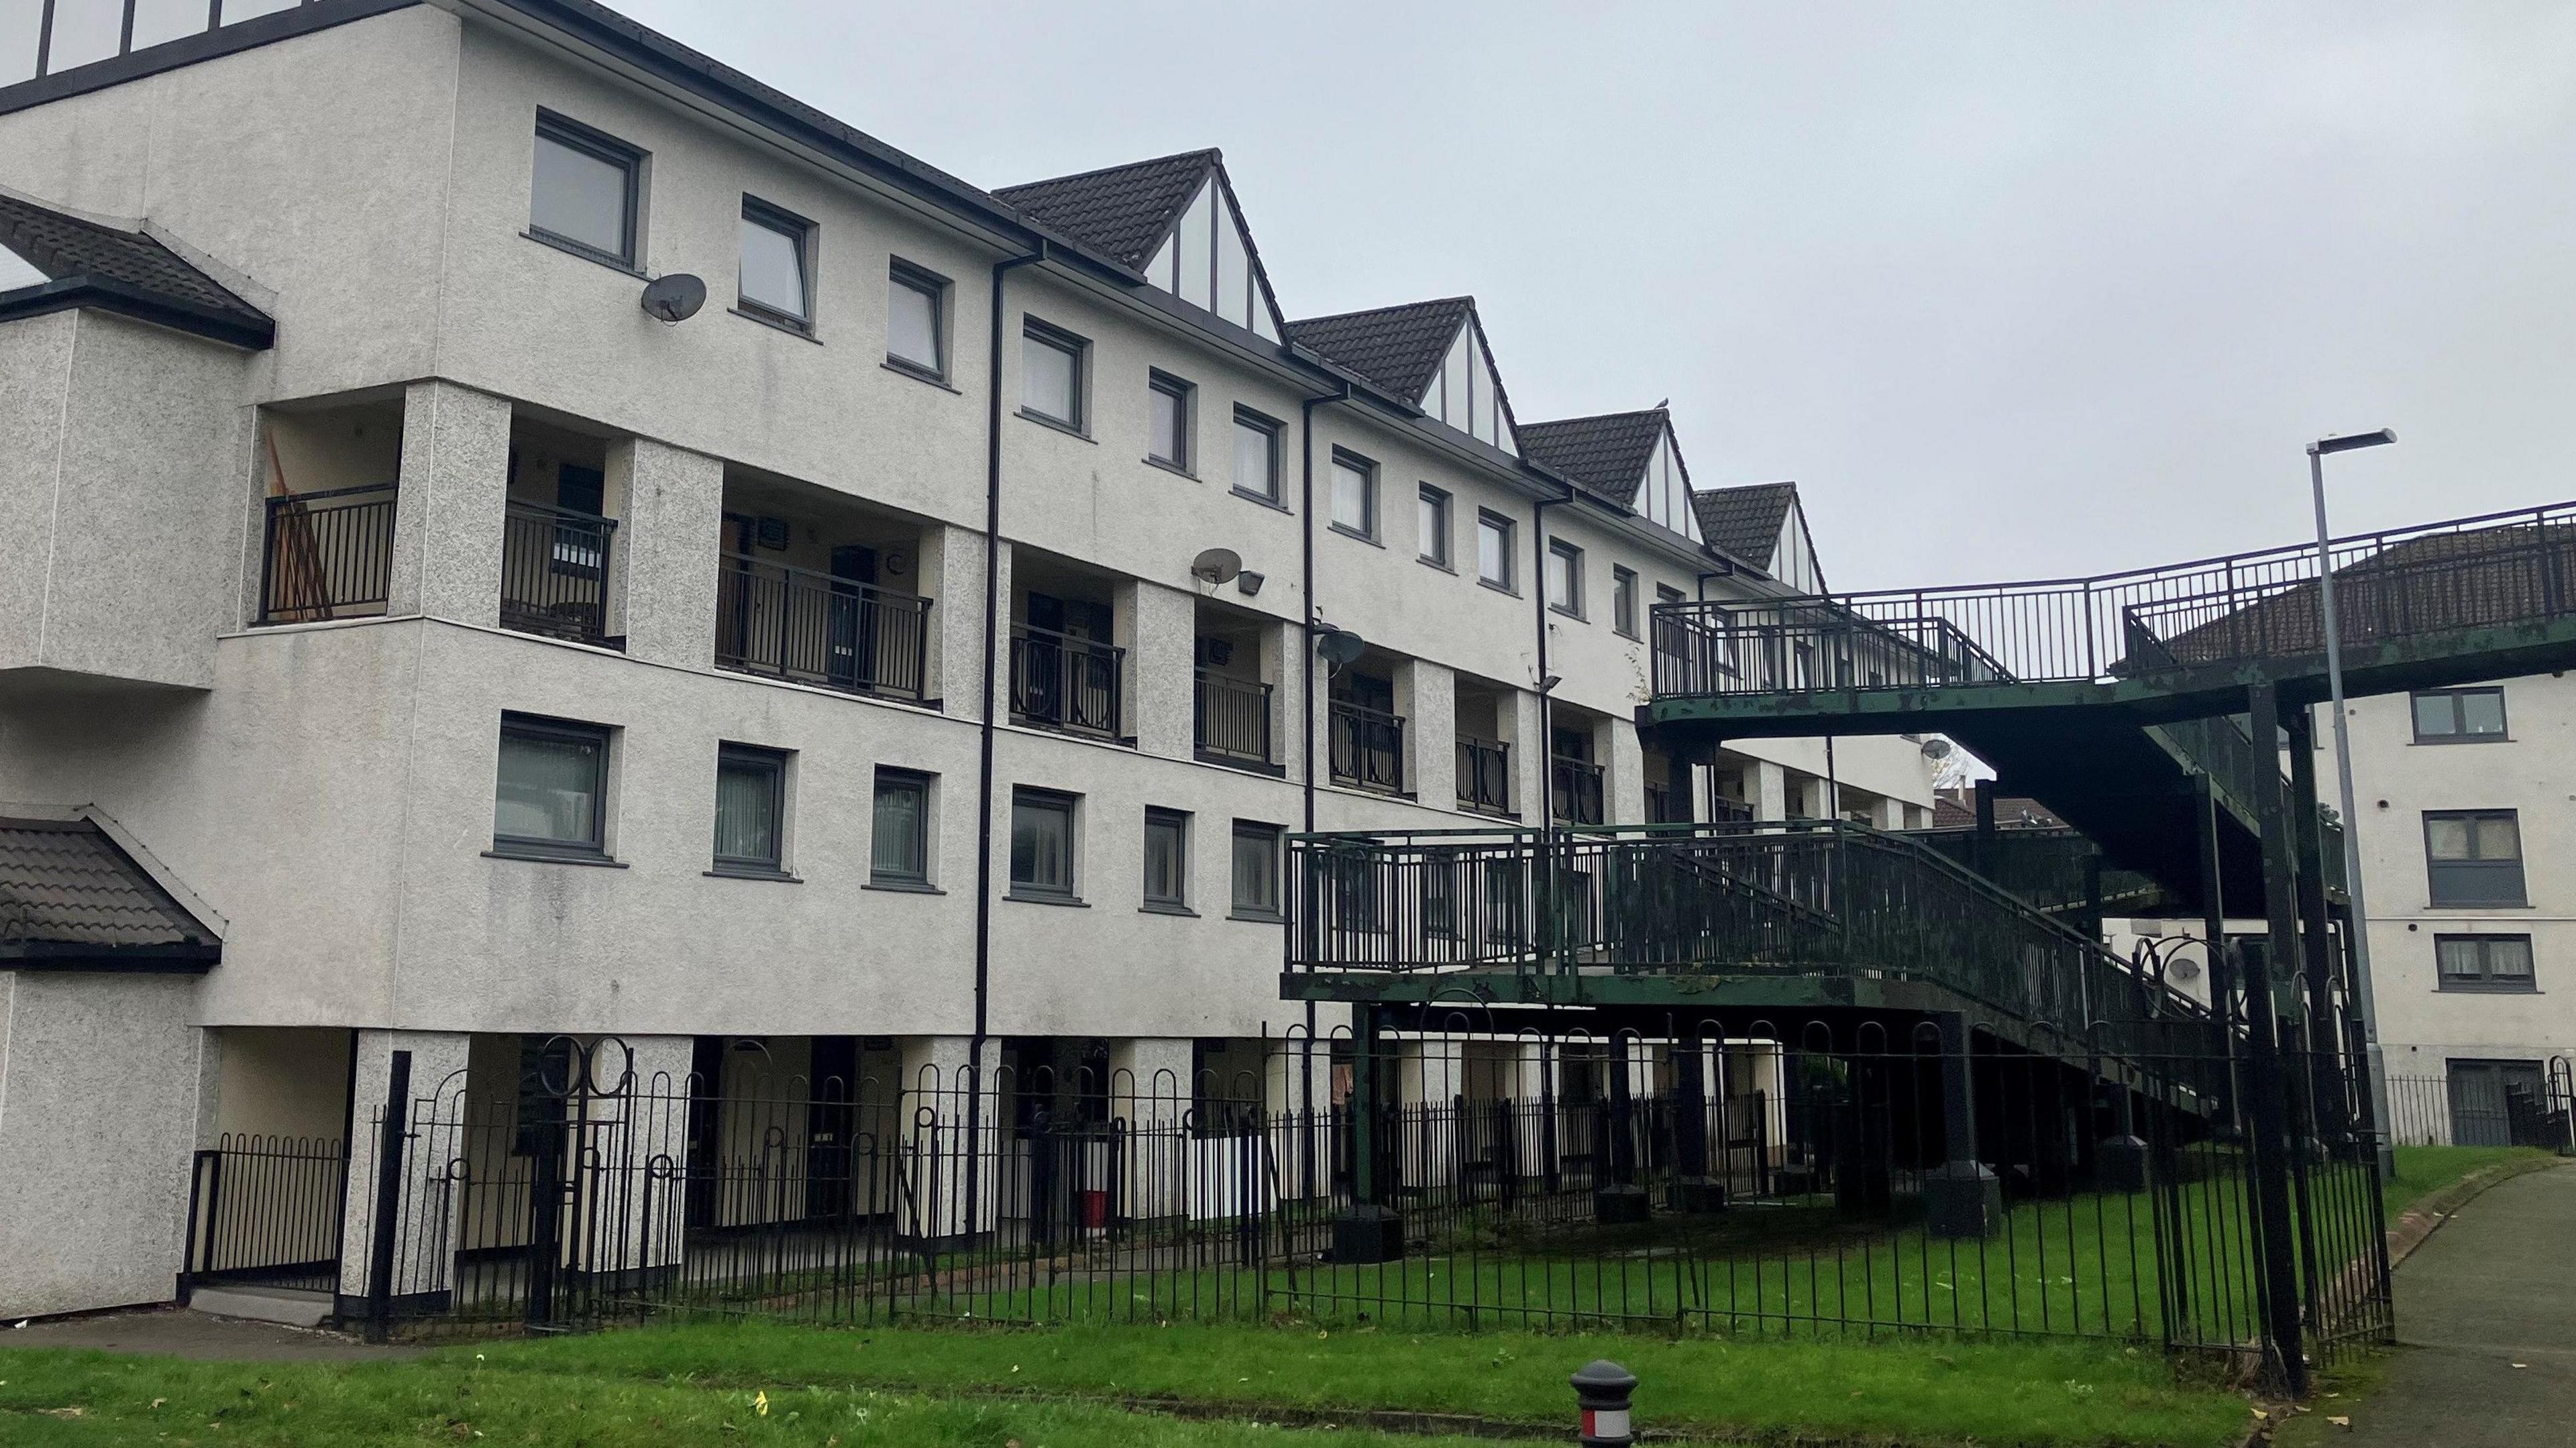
[1316,628,1366,667]
[1189,547,1243,587]
[1921,738,1954,761]
[640,273,708,324]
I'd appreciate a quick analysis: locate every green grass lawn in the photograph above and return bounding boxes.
[0,1319,2257,1448]
[2381,1145,2554,1217]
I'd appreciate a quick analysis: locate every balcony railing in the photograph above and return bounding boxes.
[1193,671,1273,765]
[501,500,618,647]
[714,555,931,702]
[1644,783,1688,825]
[1329,700,1405,794]
[1455,736,1512,816]
[255,484,397,624]
[1010,624,1123,738]
[1707,795,1755,826]
[1552,756,1605,825]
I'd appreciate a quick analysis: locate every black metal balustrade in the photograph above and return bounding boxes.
[714,555,932,701]
[1193,671,1273,765]
[1552,755,1605,825]
[1011,624,1124,738]
[1707,795,1755,825]
[1455,736,1512,816]
[255,484,398,624]
[1329,700,1406,793]
[500,499,618,647]
[181,1135,349,1298]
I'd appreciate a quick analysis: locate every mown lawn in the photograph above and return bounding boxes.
[2381,1144,2553,1217]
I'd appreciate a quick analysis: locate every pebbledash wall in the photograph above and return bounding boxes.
[0,1,1937,1315]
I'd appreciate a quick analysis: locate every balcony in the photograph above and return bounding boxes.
[1552,755,1605,826]
[254,484,398,625]
[1011,624,1124,738]
[1455,736,1513,816]
[715,555,931,702]
[1644,783,1686,825]
[500,500,618,648]
[1194,670,1275,769]
[1708,795,1755,825]
[1329,700,1406,794]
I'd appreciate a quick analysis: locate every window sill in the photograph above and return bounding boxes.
[730,306,822,343]
[1328,523,1383,548]
[2427,901,2534,911]
[1614,628,1642,643]
[1016,409,1095,443]
[1004,891,1089,907]
[2412,736,2514,746]
[1143,456,1198,481]
[706,867,802,883]
[2435,983,2540,993]
[1418,556,1456,574]
[521,229,645,278]
[881,359,960,392]
[1140,903,1200,918]
[1477,577,1519,598]
[863,879,945,895]
[1550,604,1587,622]
[484,848,627,869]
[1231,487,1292,514]
[1227,910,1285,925]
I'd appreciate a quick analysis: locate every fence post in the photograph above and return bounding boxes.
[362,1049,414,1344]
[2243,681,2315,1398]
[1570,1360,1637,1448]
[1332,1006,1403,1262]
[1923,1011,2000,1237]
[178,1149,219,1303]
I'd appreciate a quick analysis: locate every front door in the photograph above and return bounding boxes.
[806,1036,859,1219]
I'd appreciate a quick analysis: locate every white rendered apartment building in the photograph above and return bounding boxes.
[0,0,1935,1317]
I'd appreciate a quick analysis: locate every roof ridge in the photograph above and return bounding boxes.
[1521,406,1668,431]
[1285,295,1474,329]
[994,148,1220,197]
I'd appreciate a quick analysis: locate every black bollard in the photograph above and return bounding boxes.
[1570,1359,1637,1448]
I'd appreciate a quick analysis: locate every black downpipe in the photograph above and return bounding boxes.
[1297,382,1350,1141]
[1532,486,1571,966]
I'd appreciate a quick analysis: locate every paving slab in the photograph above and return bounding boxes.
[2,1305,419,1362]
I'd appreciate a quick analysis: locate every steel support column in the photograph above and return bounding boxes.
[2243,682,2314,1398]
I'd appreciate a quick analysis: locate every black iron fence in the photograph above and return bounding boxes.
[1456,736,1513,816]
[1329,701,1405,793]
[714,556,931,700]
[1010,626,1123,737]
[2384,1066,2576,1152]
[1194,671,1273,765]
[181,1134,348,1297]
[1553,757,1606,825]
[500,500,617,647]
[256,484,398,624]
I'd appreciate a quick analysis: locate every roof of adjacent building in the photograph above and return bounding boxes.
[1931,789,2068,830]
[1693,482,1803,569]
[994,150,1222,271]
[0,817,221,969]
[1516,408,1671,506]
[0,190,274,348]
[1285,297,1477,406]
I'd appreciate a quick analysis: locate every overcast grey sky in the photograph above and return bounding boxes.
[620,1,2576,592]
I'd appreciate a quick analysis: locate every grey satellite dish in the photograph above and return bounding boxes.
[1921,738,1953,761]
[1189,547,1243,587]
[1316,628,1366,667]
[641,272,708,324]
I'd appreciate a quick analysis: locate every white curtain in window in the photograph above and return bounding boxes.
[714,759,777,864]
[496,732,600,844]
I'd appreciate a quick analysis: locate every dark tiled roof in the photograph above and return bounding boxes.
[1693,482,1802,569]
[1285,297,1474,404]
[1516,408,1669,505]
[1931,790,2067,830]
[0,818,220,962]
[994,150,1219,270]
[0,192,273,347]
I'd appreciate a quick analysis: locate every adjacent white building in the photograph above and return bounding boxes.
[0,0,1936,1317]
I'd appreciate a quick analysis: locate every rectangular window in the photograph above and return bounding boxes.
[2425,810,2526,907]
[1010,787,1079,901]
[1232,408,1282,502]
[737,197,813,329]
[2436,934,2536,991]
[1546,539,1584,617]
[1417,485,1452,567]
[1144,807,1190,911]
[871,769,933,886]
[1020,321,1087,429]
[493,714,610,859]
[886,261,947,378]
[1612,567,1640,638]
[2413,687,2508,743]
[1330,449,1377,538]
[712,744,788,874]
[1477,511,1515,590]
[1148,372,1193,471]
[530,113,641,267]
[1230,821,1283,919]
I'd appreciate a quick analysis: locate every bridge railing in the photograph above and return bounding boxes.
[1288,820,2209,1049]
[1652,498,2576,697]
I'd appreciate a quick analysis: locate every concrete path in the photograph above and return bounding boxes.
[3,1304,417,1362]
[2331,1166,2574,1447]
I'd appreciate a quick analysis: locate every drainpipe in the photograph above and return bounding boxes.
[1532,484,1573,970]
[1297,381,1350,1133]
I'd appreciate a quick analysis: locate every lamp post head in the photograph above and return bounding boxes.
[2311,429,2398,457]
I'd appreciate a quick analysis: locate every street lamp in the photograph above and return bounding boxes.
[2308,428,2398,1176]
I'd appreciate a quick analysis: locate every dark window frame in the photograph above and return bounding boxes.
[2412,687,2510,744]
[1328,447,1379,541]
[1143,806,1192,913]
[735,194,816,333]
[1417,484,1452,568]
[1009,786,1081,903]
[711,742,790,875]
[1611,565,1640,638]
[1477,510,1517,592]
[1019,318,1090,433]
[492,712,613,861]
[2435,933,2537,992]
[1546,538,1585,618]
[885,259,951,381]
[1147,370,1195,474]
[529,111,644,270]
[869,767,935,888]
[2424,808,2528,908]
[1230,820,1284,920]
[1232,406,1284,504]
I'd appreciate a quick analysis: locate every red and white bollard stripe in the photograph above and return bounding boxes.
[1570,1360,1638,1448]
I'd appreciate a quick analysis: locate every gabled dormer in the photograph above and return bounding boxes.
[1285,297,1518,455]
[1693,482,1828,594]
[1517,407,1697,541]
[996,149,1285,341]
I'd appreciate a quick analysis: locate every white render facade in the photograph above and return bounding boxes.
[0,0,1935,1317]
